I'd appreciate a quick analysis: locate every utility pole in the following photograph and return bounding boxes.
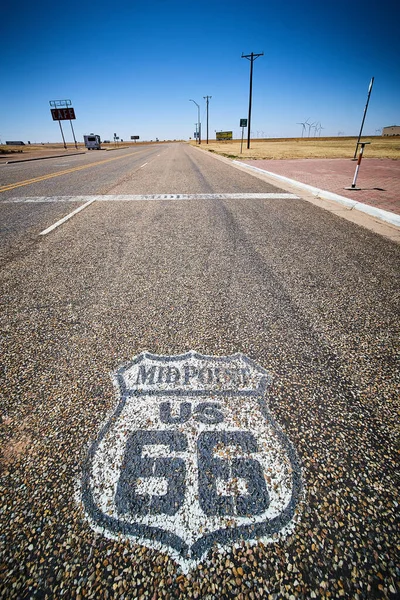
[203,96,212,144]
[241,52,263,149]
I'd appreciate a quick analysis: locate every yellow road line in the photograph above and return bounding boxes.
[0,150,146,193]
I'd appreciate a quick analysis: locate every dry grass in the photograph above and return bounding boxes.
[0,143,84,155]
[190,136,400,160]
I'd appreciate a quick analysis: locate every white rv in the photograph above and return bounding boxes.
[84,134,101,150]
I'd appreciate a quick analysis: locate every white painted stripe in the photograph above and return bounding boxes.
[5,196,97,203]
[95,193,299,201]
[140,162,148,168]
[3,193,299,204]
[233,161,400,228]
[39,198,96,236]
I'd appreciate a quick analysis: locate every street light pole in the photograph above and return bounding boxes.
[189,99,201,145]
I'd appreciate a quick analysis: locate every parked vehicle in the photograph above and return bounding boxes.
[84,134,101,150]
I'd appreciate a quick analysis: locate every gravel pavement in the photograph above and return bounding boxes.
[0,143,399,599]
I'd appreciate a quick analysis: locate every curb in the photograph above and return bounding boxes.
[3,151,86,164]
[233,160,400,228]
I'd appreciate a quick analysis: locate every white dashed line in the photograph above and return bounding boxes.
[4,193,299,204]
[140,163,148,168]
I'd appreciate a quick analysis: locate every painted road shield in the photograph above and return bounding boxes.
[81,351,302,571]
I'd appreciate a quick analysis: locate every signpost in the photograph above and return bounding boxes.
[131,136,140,142]
[49,100,78,149]
[346,142,370,190]
[240,119,247,153]
[353,77,374,160]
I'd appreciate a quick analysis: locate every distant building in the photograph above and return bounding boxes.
[382,125,400,136]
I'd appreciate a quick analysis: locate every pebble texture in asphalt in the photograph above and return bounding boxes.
[0,150,399,599]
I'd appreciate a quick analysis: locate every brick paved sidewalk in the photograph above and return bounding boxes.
[240,158,400,217]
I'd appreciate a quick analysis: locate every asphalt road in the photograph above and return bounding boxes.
[0,143,399,599]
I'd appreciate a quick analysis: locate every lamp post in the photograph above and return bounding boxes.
[189,99,201,145]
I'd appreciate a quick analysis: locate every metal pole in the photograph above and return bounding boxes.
[353,77,374,159]
[189,100,201,145]
[70,120,78,150]
[346,142,370,189]
[198,105,201,145]
[59,121,67,149]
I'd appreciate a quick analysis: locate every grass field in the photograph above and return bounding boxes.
[189,136,400,160]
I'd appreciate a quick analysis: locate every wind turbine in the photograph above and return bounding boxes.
[313,122,320,137]
[297,122,306,137]
[307,121,315,137]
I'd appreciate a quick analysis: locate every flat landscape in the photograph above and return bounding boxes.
[190,136,400,160]
[2,136,400,162]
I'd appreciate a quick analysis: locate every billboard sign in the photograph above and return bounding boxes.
[216,131,232,141]
[131,136,140,140]
[51,107,76,121]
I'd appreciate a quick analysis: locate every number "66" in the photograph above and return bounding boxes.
[115,430,270,518]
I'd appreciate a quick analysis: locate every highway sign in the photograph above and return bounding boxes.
[240,119,248,127]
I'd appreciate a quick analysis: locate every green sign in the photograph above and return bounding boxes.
[240,119,247,128]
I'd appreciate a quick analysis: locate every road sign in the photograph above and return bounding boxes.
[51,107,76,121]
[81,351,302,572]
[216,131,232,140]
[131,136,140,140]
[240,119,248,127]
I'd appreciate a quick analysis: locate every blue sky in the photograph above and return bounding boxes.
[1,0,399,143]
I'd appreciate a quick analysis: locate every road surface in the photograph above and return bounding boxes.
[0,143,398,599]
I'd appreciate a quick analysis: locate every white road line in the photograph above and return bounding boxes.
[140,163,148,168]
[4,193,300,204]
[39,198,96,236]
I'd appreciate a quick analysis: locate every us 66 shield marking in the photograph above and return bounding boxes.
[81,351,302,571]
